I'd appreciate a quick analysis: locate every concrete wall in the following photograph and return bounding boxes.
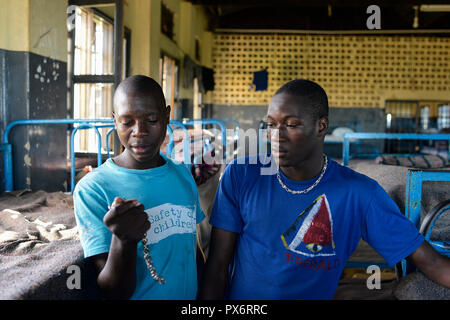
[212,105,386,132]
[212,105,267,132]
[0,0,68,194]
[211,33,450,108]
[29,0,68,63]
[0,0,29,53]
[0,0,68,62]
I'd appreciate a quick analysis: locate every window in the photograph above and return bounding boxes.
[160,54,179,119]
[72,7,114,154]
[195,37,201,61]
[420,106,430,130]
[438,105,450,131]
[161,3,174,40]
[386,113,392,129]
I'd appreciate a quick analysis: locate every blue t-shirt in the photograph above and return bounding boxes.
[210,155,424,300]
[73,153,205,300]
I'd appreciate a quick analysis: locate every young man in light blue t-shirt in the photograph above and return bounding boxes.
[73,75,204,300]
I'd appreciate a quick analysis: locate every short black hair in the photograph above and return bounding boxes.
[274,79,329,121]
[113,75,166,112]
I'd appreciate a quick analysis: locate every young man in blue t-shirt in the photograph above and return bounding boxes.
[198,79,450,300]
[73,75,204,299]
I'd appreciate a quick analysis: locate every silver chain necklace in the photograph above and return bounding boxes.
[142,237,166,284]
[276,155,328,195]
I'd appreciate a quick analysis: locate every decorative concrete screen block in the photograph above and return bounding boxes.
[212,34,450,108]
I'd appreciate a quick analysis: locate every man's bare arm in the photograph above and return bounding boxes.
[89,198,150,299]
[407,241,450,288]
[90,237,139,299]
[198,227,238,299]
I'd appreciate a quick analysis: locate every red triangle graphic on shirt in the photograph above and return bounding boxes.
[302,197,332,246]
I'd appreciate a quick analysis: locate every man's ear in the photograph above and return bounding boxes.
[112,111,117,128]
[317,116,329,137]
[166,105,171,122]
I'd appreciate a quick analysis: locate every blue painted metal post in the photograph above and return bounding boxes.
[402,169,450,276]
[106,128,116,159]
[1,144,13,191]
[402,169,424,276]
[342,136,351,166]
[405,170,423,227]
[88,124,115,160]
[70,124,104,193]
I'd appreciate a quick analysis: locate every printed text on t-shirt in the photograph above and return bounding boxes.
[145,203,196,244]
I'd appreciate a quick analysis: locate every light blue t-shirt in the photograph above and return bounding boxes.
[73,153,205,300]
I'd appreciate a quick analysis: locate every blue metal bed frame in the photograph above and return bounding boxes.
[166,120,191,166]
[1,118,181,193]
[221,118,241,146]
[1,118,240,194]
[220,118,241,161]
[182,119,228,162]
[1,119,115,193]
[342,132,450,166]
[69,123,115,192]
[401,169,450,277]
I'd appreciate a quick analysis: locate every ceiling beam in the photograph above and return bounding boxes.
[187,0,450,7]
[69,0,114,7]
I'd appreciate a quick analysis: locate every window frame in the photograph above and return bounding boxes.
[68,2,130,155]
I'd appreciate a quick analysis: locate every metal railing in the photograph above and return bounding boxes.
[342,132,450,166]
[401,169,450,277]
[69,123,115,192]
[182,119,228,162]
[1,118,241,193]
[1,119,115,193]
